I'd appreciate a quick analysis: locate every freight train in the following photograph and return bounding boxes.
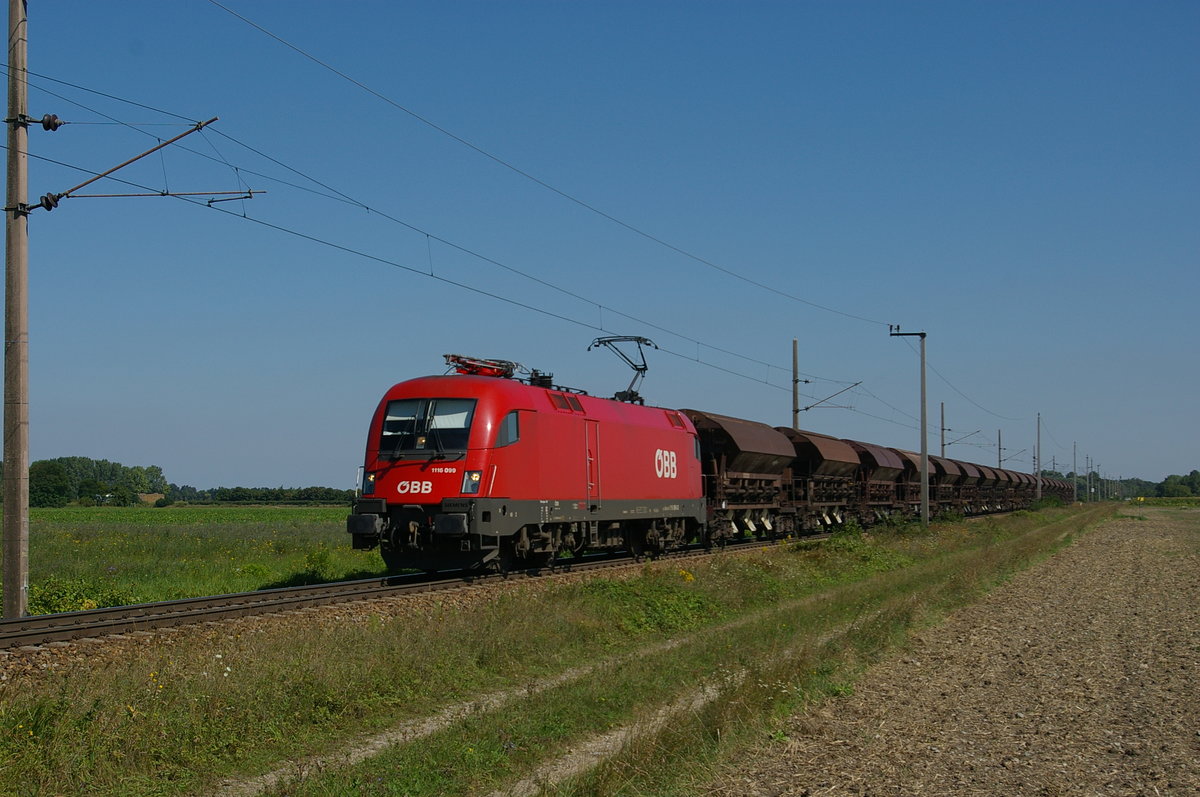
[346,354,1071,572]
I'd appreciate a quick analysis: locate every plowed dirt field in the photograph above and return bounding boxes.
[707,507,1200,796]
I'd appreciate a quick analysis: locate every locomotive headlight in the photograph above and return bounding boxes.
[461,470,483,494]
[363,471,377,495]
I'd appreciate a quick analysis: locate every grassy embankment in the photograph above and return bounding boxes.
[0,503,1115,796]
[3,505,379,613]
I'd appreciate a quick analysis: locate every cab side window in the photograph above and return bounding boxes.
[495,411,520,447]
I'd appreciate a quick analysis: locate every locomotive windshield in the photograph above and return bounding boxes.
[379,398,477,459]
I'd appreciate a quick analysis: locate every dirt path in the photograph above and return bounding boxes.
[706,508,1200,796]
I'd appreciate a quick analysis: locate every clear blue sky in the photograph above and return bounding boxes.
[15,0,1198,489]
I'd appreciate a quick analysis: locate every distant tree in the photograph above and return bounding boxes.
[1124,478,1157,497]
[145,465,168,494]
[169,483,206,502]
[210,486,252,502]
[29,460,71,507]
[119,465,151,494]
[51,456,89,499]
[33,457,170,503]
[77,478,110,504]
[1158,474,1194,497]
[161,482,352,504]
[107,484,140,506]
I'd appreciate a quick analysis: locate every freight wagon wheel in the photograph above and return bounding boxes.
[706,518,735,550]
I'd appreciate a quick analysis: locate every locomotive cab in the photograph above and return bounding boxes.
[347,373,532,571]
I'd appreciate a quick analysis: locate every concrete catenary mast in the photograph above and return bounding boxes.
[3,0,30,619]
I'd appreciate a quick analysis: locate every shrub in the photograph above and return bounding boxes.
[28,576,141,614]
[301,547,335,582]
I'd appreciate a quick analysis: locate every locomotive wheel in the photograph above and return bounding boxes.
[496,543,517,576]
[496,542,554,575]
[524,551,557,570]
[623,526,647,561]
[379,541,406,574]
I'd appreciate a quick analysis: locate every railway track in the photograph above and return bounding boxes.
[0,573,439,651]
[0,535,826,651]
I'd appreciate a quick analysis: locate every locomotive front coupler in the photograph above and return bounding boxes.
[347,498,386,549]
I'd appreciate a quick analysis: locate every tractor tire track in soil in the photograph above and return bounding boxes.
[706,508,1200,796]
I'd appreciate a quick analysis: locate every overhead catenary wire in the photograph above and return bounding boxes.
[853,384,920,424]
[1038,416,1071,453]
[12,67,864,390]
[12,143,857,403]
[901,336,1025,423]
[9,130,930,434]
[204,0,892,329]
[10,65,343,203]
[9,17,1043,441]
[9,70,959,435]
[181,13,1039,436]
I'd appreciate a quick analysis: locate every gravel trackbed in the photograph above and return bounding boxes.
[707,508,1200,796]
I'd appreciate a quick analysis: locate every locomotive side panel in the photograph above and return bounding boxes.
[484,408,541,499]
[581,405,702,505]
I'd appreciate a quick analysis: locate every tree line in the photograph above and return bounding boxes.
[22,457,168,507]
[1155,470,1200,498]
[1040,469,1196,500]
[0,457,353,507]
[167,484,354,504]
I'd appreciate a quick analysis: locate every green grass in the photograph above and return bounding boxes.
[4,505,383,612]
[0,504,1117,796]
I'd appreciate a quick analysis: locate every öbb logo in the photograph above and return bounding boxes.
[654,449,678,479]
[396,480,433,495]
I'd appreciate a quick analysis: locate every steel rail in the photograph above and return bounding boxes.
[0,534,829,651]
[0,573,449,649]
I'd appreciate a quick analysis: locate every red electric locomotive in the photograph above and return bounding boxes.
[347,354,706,571]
